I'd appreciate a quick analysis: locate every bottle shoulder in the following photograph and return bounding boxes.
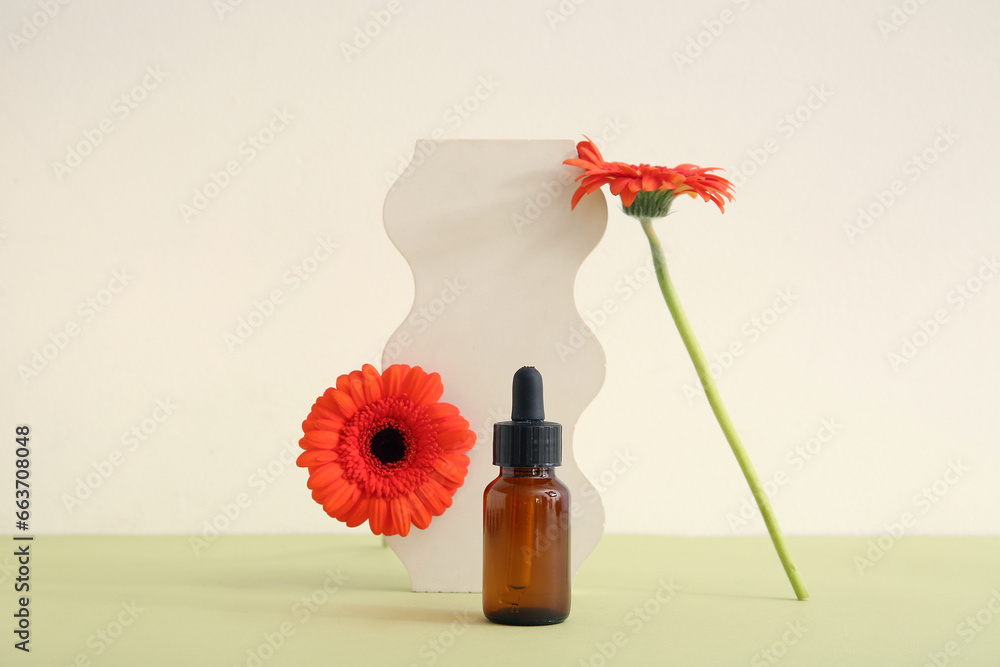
[483,473,570,497]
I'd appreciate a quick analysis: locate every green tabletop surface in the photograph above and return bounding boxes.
[4,535,999,666]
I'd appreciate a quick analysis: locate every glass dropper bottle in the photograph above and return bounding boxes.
[483,366,571,625]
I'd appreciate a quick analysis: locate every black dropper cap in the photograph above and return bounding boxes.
[493,367,562,467]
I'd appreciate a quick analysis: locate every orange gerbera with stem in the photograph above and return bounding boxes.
[565,137,734,216]
[564,136,808,601]
[297,363,475,537]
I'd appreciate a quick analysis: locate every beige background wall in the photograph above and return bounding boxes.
[2,0,997,537]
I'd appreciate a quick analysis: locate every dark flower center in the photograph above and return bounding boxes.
[370,426,408,465]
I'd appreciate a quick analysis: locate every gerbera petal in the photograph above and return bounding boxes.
[320,481,357,515]
[346,371,367,407]
[443,449,471,465]
[301,430,339,449]
[400,366,430,402]
[426,402,459,419]
[311,418,345,432]
[328,389,358,420]
[437,427,475,451]
[408,371,443,405]
[580,174,611,190]
[369,497,390,535]
[436,420,476,445]
[614,161,640,177]
[308,399,344,424]
[641,172,660,191]
[318,477,357,508]
[564,157,598,170]
[414,480,450,515]
[407,492,432,529]
[311,486,332,506]
[608,177,632,196]
[306,463,345,490]
[296,449,338,466]
[432,456,468,484]
[390,499,412,537]
[367,497,383,534]
[381,364,405,397]
[575,137,605,165]
[342,497,370,528]
[361,364,382,403]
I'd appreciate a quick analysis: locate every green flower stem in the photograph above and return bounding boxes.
[639,216,809,601]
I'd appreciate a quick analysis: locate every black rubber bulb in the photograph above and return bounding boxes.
[510,366,545,422]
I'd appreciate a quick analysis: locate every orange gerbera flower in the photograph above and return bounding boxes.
[561,135,809,600]
[297,364,475,537]
[564,137,734,216]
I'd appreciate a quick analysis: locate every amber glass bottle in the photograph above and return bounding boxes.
[483,367,570,626]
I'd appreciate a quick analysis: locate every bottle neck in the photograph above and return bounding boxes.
[500,466,556,478]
